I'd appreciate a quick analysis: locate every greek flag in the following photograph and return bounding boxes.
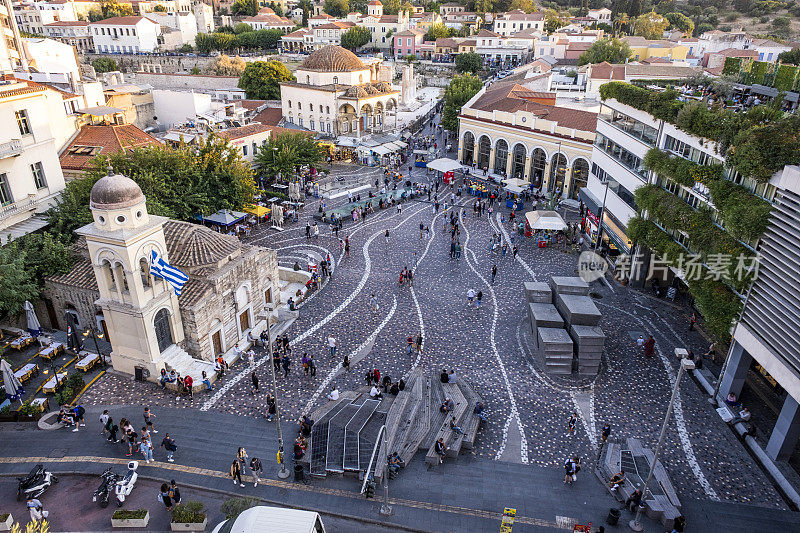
[150,250,189,296]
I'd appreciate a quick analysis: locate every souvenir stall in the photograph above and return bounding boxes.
[426,158,464,185]
[525,210,567,246]
[413,149,432,168]
[244,204,270,225]
[503,178,529,211]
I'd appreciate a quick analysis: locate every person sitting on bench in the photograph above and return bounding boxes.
[449,417,464,435]
[201,371,214,391]
[729,407,751,425]
[625,489,642,512]
[369,385,382,399]
[609,471,626,492]
[388,453,402,475]
[474,401,487,421]
[440,397,454,413]
[58,408,76,427]
[725,392,741,408]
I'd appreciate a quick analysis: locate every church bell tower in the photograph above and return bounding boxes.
[77,169,185,378]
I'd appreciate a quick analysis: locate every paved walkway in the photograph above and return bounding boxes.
[0,407,794,533]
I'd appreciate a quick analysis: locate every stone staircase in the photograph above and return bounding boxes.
[161,344,215,382]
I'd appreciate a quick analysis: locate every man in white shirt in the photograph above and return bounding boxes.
[328,335,337,357]
[327,386,340,401]
[467,289,475,306]
[370,385,382,399]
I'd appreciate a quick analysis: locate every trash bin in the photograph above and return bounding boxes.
[294,464,304,482]
[134,366,144,382]
[606,507,621,526]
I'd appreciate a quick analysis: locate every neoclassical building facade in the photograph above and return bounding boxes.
[280,45,399,137]
[458,82,597,199]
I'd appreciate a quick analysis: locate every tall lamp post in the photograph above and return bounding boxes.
[629,357,695,532]
[265,319,290,479]
[83,327,106,368]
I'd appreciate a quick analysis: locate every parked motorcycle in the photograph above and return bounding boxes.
[114,461,139,507]
[93,468,119,508]
[17,465,58,501]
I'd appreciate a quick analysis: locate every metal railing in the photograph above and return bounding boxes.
[0,194,36,221]
[0,139,22,159]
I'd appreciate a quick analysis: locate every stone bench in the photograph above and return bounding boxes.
[457,381,483,450]
[646,494,682,531]
[425,383,468,467]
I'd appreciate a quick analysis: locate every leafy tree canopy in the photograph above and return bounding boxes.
[324,0,349,17]
[425,22,454,41]
[92,57,118,73]
[153,4,166,11]
[231,0,257,16]
[509,0,536,12]
[88,1,133,21]
[442,73,483,132]
[664,12,694,35]
[578,38,632,65]
[778,48,800,65]
[204,55,247,76]
[238,60,295,99]
[254,132,326,180]
[234,22,253,34]
[455,52,483,73]
[543,8,569,33]
[633,11,669,39]
[341,26,372,50]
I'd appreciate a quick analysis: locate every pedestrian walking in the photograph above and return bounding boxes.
[250,457,263,487]
[168,480,181,506]
[281,354,291,377]
[237,447,249,474]
[601,424,611,443]
[689,313,697,331]
[643,335,655,358]
[491,265,497,284]
[476,290,483,309]
[266,395,276,421]
[302,353,311,375]
[343,354,351,372]
[139,437,154,463]
[385,229,390,246]
[305,221,311,239]
[143,406,158,434]
[467,288,475,306]
[512,245,518,259]
[567,412,577,436]
[247,350,255,368]
[251,372,259,394]
[230,460,244,487]
[99,409,110,436]
[160,433,177,462]
[106,417,119,442]
[415,332,423,353]
[564,457,575,484]
[309,355,317,377]
[406,335,414,356]
[328,335,337,357]
[370,293,378,313]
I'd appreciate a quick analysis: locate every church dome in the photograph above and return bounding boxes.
[90,173,145,210]
[300,45,366,72]
[165,221,241,269]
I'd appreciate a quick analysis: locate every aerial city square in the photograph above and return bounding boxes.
[0,0,800,530]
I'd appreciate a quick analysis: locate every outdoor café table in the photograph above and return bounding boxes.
[42,372,68,393]
[38,342,65,360]
[76,351,101,372]
[14,363,39,384]
[10,335,34,350]
[31,397,49,412]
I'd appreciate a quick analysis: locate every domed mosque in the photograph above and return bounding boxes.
[43,169,280,385]
[280,45,399,137]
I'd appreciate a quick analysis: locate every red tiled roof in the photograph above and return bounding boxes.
[89,16,153,26]
[252,107,283,127]
[717,48,758,57]
[59,124,161,172]
[589,61,625,80]
[238,99,267,111]
[44,21,90,27]
[217,123,272,140]
[475,29,500,38]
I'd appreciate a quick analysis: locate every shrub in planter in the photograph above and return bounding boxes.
[220,497,258,521]
[0,405,15,422]
[17,401,41,420]
[171,501,207,531]
[111,509,149,528]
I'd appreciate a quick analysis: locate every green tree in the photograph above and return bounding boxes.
[665,12,694,35]
[204,54,247,75]
[778,48,800,65]
[578,38,632,65]
[455,51,483,73]
[178,43,193,53]
[195,33,214,53]
[92,57,118,73]
[268,1,284,15]
[509,0,536,12]
[442,73,483,132]
[341,26,372,50]
[474,0,493,16]
[213,32,236,51]
[234,22,253,34]
[254,132,326,180]
[47,140,256,230]
[633,11,669,39]
[425,22,453,41]
[772,16,791,29]
[324,0,349,17]
[191,66,201,74]
[238,60,295,99]
[255,29,283,49]
[231,0,257,15]
[0,247,37,319]
[695,22,714,35]
[543,8,568,33]
[153,4,167,11]
[428,1,442,13]
[404,53,418,63]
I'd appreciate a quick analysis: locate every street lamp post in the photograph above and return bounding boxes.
[83,327,106,368]
[265,319,290,479]
[629,358,695,532]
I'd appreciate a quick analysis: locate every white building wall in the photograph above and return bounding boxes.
[23,37,79,78]
[152,89,212,128]
[90,19,161,53]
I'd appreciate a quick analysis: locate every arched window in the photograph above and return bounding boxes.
[511,143,526,179]
[477,135,491,170]
[154,308,173,353]
[530,148,547,188]
[139,257,150,287]
[570,158,590,199]
[549,152,568,194]
[102,259,116,291]
[462,131,475,165]
[306,75,310,84]
[494,139,509,175]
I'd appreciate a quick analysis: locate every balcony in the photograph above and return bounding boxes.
[0,139,22,159]
[0,194,36,222]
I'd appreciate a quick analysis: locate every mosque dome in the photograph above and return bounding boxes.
[90,172,145,210]
[300,45,366,72]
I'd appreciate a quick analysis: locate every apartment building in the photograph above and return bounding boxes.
[492,10,543,37]
[144,11,198,47]
[42,20,93,52]
[13,0,78,36]
[241,8,294,33]
[1,0,28,72]
[89,16,162,53]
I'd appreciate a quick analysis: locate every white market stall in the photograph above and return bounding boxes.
[427,157,465,184]
[525,210,567,244]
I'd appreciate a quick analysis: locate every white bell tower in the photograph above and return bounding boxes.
[77,168,185,378]
[368,0,383,17]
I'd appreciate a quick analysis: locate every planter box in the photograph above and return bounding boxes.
[111,511,149,528]
[0,513,13,531]
[171,517,207,531]
[0,414,18,423]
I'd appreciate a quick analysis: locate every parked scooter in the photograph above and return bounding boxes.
[17,465,58,501]
[114,461,139,506]
[93,468,119,508]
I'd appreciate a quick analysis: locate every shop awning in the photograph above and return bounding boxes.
[361,145,391,155]
[578,187,602,216]
[751,84,778,98]
[244,204,270,217]
[394,140,408,148]
[382,141,403,151]
[502,177,529,189]
[526,210,567,231]
[504,184,525,194]
[336,137,359,147]
[427,158,464,173]
[201,209,247,227]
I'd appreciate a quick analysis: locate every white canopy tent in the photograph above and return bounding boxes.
[502,177,529,189]
[427,158,464,173]
[504,184,526,195]
[526,210,567,231]
[359,145,391,156]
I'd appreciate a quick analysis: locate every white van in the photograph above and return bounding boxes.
[211,506,326,533]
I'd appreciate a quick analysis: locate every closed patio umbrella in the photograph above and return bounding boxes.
[23,301,41,337]
[1,359,24,403]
